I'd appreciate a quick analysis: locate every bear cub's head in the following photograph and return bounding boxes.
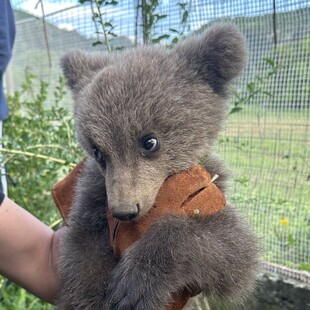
[62,24,246,221]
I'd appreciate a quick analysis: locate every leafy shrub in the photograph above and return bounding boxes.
[1,72,82,224]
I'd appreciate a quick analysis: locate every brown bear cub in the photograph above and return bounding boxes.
[56,24,258,310]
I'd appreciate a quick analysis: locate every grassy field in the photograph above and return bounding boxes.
[217,107,310,270]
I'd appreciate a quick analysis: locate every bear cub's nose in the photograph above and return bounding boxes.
[112,204,140,221]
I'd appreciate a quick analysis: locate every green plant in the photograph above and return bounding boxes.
[79,0,119,50]
[0,72,82,223]
[0,278,52,310]
[80,1,192,47]
[230,57,279,114]
[138,0,169,43]
[169,1,192,43]
[138,0,192,44]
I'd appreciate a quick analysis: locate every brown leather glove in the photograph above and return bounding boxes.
[52,161,226,309]
[107,165,226,256]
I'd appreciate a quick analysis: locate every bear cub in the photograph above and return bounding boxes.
[57,24,258,310]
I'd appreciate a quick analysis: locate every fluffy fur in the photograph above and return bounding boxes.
[56,24,258,310]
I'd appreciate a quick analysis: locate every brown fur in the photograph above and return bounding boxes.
[56,24,258,310]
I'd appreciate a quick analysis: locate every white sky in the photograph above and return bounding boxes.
[13,0,124,33]
[18,0,77,17]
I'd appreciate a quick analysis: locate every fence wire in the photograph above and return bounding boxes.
[7,0,310,282]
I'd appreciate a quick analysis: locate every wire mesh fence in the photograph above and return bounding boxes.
[7,0,310,281]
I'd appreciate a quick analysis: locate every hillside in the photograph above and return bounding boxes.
[10,8,133,100]
[9,5,310,109]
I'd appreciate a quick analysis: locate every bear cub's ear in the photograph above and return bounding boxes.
[61,50,110,91]
[176,24,247,96]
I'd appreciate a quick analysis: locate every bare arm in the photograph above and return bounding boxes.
[0,196,62,304]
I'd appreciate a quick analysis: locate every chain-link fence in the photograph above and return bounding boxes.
[7,0,310,282]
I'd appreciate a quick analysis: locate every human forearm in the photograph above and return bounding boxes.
[0,197,61,303]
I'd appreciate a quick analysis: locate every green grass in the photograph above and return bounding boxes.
[217,107,310,270]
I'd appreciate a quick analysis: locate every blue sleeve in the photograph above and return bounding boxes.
[0,190,4,206]
[0,0,16,74]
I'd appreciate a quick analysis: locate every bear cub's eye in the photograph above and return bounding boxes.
[141,134,160,155]
[93,146,106,168]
